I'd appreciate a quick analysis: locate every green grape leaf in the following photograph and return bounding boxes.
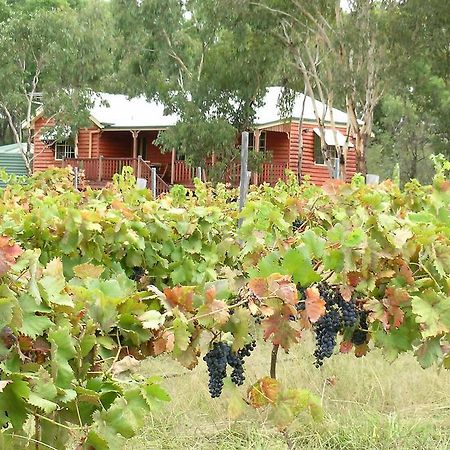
[28,392,58,414]
[282,247,321,287]
[172,316,191,352]
[343,228,366,248]
[412,289,450,338]
[48,324,77,388]
[139,310,166,330]
[301,230,326,259]
[0,377,29,429]
[415,337,443,368]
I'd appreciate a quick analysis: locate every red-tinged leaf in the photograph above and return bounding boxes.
[305,287,325,323]
[247,377,280,408]
[111,199,134,219]
[347,272,363,287]
[340,285,353,301]
[204,286,216,305]
[152,331,175,356]
[340,341,353,354]
[262,305,301,351]
[398,260,414,285]
[196,299,229,326]
[164,286,195,313]
[354,343,368,357]
[267,274,297,305]
[382,287,411,329]
[0,236,22,276]
[322,179,344,196]
[248,278,268,298]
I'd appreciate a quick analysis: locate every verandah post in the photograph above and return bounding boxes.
[170,149,175,185]
[137,155,142,179]
[151,167,157,197]
[98,155,103,182]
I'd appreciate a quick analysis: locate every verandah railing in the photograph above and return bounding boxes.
[172,161,289,187]
[62,157,289,190]
[62,157,171,196]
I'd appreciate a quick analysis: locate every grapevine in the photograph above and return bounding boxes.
[0,161,448,449]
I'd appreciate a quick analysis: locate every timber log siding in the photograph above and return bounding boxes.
[32,117,357,186]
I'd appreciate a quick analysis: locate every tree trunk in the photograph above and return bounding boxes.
[354,131,368,175]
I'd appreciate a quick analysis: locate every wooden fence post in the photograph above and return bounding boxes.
[151,167,157,197]
[196,166,202,180]
[238,132,250,228]
[98,155,103,182]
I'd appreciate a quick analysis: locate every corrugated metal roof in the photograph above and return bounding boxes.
[0,143,27,154]
[89,86,352,129]
[0,143,28,188]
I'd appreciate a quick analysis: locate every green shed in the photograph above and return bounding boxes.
[0,143,29,188]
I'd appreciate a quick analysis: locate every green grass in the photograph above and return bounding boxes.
[126,337,450,450]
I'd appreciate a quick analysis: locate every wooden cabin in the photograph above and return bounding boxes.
[29,87,356,192]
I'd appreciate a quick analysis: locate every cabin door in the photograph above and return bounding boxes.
[138,136,147,160]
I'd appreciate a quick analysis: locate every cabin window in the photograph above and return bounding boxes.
[248,131,267,152]
[313,133,337,165]
[55,141,75,160]
[176,151,186,161]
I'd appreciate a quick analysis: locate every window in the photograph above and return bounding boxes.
[55,141,75,160]
[313,133,337,165]
[248,131,267,152]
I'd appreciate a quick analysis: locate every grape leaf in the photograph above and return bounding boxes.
[139,310,166,330]
[262,305,301,351]
[48,324,77,388]
[0,377,29,429]
[73,263,105,279]
[305,287,326,323]
[0,236,22,276]
[412,289,450,338]
[248,377,280,408]
[164,286,195,313]
[282,247,321,287]
[196,286,230,326]
[415,337,443,368]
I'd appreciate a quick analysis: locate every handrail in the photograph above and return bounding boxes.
[140,159,171,195]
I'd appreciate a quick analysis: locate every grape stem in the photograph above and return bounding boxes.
[270,344,279,379]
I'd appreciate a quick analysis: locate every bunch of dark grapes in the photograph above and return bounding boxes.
[311,283,364,367]
[313,309,341,367]
[204,341,256,398]
[292,218,304,232]
[203,342,229,398]
[351,311,369,346]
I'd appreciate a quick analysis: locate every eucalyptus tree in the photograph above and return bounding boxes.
[0,0,113,172]
[112,0,283,175]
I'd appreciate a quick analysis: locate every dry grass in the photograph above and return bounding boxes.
[127,336,450,450]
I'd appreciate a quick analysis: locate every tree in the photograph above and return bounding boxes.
[112,0,282,177]
[368,0,450,182]
[0,1,113,172]
[251,0,393,175]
